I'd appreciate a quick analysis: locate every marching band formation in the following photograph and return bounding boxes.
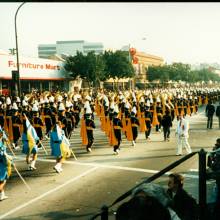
[0,85,220,201]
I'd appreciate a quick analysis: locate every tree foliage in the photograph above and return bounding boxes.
[147,63,220,83]
[103,50,134,79]
[64,50,135,87]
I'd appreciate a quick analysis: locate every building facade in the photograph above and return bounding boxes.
[131,50,164,83]
[0,52,73,95]
[38,40,104,59]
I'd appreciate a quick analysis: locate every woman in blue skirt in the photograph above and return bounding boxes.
[50,122,71,173]
[0,130,12,201]
[22,119,39,171]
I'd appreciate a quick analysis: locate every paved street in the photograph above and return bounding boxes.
[0,104,219,220]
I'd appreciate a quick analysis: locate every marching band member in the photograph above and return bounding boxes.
[43,99,53,139]
[58,103,68,138]
[113,105,123,155]
[31,104,44,149]
[144,101,153,141]
[22,117,39,171]
[85,106,96,152]
[130,106,140,146]
[50,121,71,173]
[0,129,12,201]
[11,103,22,150]
[155,97,163,132]
[65,101,75,139]
[73,95,81,128]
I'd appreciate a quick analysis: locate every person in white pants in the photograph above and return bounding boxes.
[175,115,192,156]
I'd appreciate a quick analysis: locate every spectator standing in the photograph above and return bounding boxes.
[205,100,215,129]
[167,173,198,220]
[161,110,173,141]
[116,182,180,220]
[215,101,220,129]
[175,115,192,156]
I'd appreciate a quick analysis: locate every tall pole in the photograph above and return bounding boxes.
[15,2,26,97]
[128,43,132,90]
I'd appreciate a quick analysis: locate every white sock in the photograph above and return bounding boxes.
[31,160,36,168]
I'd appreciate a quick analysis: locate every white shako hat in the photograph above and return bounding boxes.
[12,102,18,110]
[85,95,91,101]
[58,103,65,111]
[125,101,131,109]
[16,97,21,103]
[49,96,55,103]
[65,100,72,108]
[156,96,161,103]
[114,105,119,114]
[22,100,28,107]
[6,97,11,105]
[131,106,137,114]
[32,104,38,112]
[139,96,145,103]
[85,105,92,114]
[44,98,49,104]
[110,101,115,109]
[57,95,63,102]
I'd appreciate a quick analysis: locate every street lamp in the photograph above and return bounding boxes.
[14,2,26,97]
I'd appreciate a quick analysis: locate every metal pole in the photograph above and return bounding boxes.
[100,205,108,220]
[15,2,26,97]
[198,149,207,220]
[128,43,132,90]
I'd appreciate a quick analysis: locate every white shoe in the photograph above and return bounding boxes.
[0,192,8,201]
[53,163,62,173]
[87,147,92,152]
[15,146,20,150]
[53,166,61,173]
[113,150,119,155]
[28,166,36,171]
[45,135,49,140]
[132,141,135,146]
[12,143,16,149]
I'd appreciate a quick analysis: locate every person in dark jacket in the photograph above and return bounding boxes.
[85,112,96,153]
[113,106,123,155]
[130,107,140,146]
[205,100,215,129]
[167,173,198,220]
[215,102,220,129]
[161,110,173,141]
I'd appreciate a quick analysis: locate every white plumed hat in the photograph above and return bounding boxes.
[58,103,65,111]
[6,97,11,105]
[32,104,38,112]
[131,106,137,114]
[86,105,92,114]
[114,105,119,114]
[12,102,18,110]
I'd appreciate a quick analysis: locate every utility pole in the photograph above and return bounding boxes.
[14,2,26,97]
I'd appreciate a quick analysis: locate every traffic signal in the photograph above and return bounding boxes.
[12,70,19,82]
[11,70,20,97]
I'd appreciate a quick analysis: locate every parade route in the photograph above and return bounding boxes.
[0,105,218,220]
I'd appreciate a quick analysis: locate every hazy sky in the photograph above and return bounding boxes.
[1,2,220,64]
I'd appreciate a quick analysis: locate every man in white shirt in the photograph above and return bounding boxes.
[175,115,192,156]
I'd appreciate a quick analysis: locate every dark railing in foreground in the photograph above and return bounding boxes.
[90,150,203,220]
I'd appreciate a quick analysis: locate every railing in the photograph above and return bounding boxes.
[90,149,214,220]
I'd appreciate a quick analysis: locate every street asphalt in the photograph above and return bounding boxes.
[0,104,219,220]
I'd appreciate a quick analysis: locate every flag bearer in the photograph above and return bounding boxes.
[22,117,39,171]
[50,122,71,173]
[0,129,12,201]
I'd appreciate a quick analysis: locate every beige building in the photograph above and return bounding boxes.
[131,50,164,83]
